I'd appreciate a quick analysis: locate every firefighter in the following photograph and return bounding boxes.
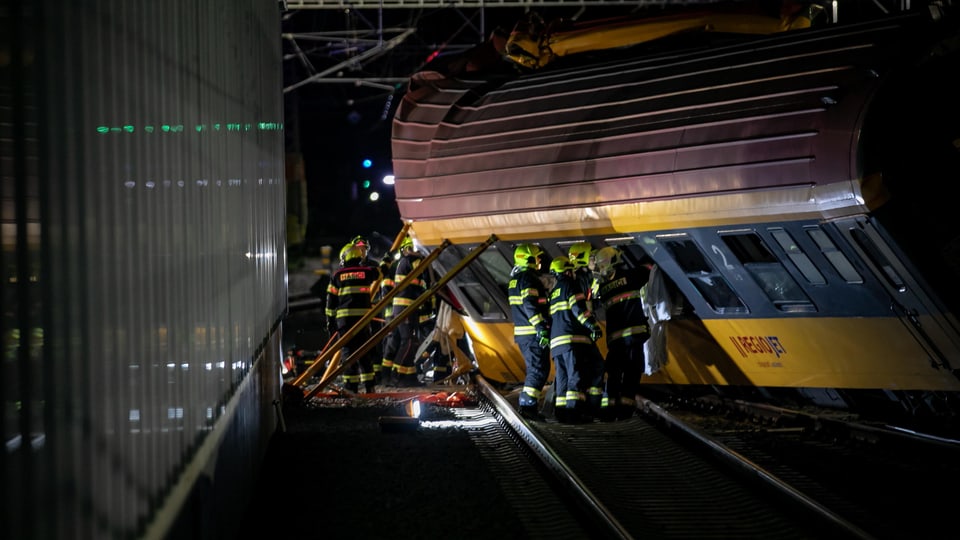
[325,243,381,393]
[352,234,389,378]
[508,243,551,421]
[548,256,605,423]
[377,244,403,385]
[593,246,652,420]
[390,236,433,386]
[567,241,595,305]
[350,234,377,266]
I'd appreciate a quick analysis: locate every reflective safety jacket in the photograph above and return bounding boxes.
[508,266,550,338]
[573,267,594,306]
[378,258,400,320]
[326,263,381,330]
[392,253,432,325]
[549,272,598,354]
[596,264,650,342]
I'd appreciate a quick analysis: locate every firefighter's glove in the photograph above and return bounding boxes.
[587,323,602,343]
[535,326,550,348]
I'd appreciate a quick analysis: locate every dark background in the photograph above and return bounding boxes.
[279,3,675,253]
[281,6,528,250]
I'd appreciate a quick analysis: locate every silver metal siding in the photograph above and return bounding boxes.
[2,1,286,538]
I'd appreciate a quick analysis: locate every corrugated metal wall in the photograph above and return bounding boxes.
[1,1,287,538]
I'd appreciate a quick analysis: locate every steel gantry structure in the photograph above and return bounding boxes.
[280,0,717,94]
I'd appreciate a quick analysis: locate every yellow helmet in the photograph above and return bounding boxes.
[351,235,369,255]
[400,236,414,252]
[549,256,574,276]
[340,243,364,265]
[568,241,592,269]
[513,244,543,269]
[593,246,623,279]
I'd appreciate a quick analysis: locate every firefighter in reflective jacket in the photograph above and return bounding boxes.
[391,237,432,386]
[567,241,595,305]
[548,256,605,423]
[325,243,382,393]
[594,246,651,420]
[508,244,551,421]
[378,245,402,385]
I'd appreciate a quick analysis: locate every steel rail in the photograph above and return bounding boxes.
[636,394,877,540]
[475,374,633,540]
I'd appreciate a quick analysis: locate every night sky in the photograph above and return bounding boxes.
[280,4,680,252]
[287,88,400,250]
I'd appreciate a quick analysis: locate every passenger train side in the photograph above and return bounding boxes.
[390,1,960,421]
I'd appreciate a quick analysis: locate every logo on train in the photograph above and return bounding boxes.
[729,335,786,362]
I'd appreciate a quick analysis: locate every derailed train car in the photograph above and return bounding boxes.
[391,2,960,419]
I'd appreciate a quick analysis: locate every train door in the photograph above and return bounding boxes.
[831,216,960,373]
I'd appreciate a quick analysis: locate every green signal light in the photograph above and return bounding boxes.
[362,180,371,189]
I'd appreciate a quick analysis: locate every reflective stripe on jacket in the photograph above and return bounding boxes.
[508,266,549,336]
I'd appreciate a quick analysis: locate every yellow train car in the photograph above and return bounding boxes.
[392,3,960,417]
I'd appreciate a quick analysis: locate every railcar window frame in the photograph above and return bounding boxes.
[659,234,748,314]
[806,227,864,284]
[768,227,826,285]
[436,244,511,321]
[605,237,649,268]
[849,228,907,292]
[720,232,816,313]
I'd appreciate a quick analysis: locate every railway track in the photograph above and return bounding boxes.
[477,376,960,540]
[256,373,959,538]
[654,393,960,540]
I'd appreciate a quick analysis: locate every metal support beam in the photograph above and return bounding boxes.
[285,0,710,8]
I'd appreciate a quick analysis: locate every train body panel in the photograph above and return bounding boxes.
[407,186,852,246]
[393,3,960,415]
[461,319,529,383]
[454,297,960,391]
[699,317,960,391]
[393,10,912,223]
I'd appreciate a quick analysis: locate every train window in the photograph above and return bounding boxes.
[615,244,651,267]
[850,228,907,292]
[722,233,814,312]
[769,228,826,285]
[660,236,747,314]
[437,245,510,319]
[478,247,513,288]
[806,228,863,284]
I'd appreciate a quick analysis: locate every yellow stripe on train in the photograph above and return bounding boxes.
[645,317,960,391]
[463,316,960,392]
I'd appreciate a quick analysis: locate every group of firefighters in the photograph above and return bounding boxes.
[323,234,438,393]
[510,242,654,424]
[320,232,656,424]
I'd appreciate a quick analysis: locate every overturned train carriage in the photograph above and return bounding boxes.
[391,5,960,415]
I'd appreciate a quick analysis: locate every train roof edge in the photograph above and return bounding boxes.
[391,3,960,246]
